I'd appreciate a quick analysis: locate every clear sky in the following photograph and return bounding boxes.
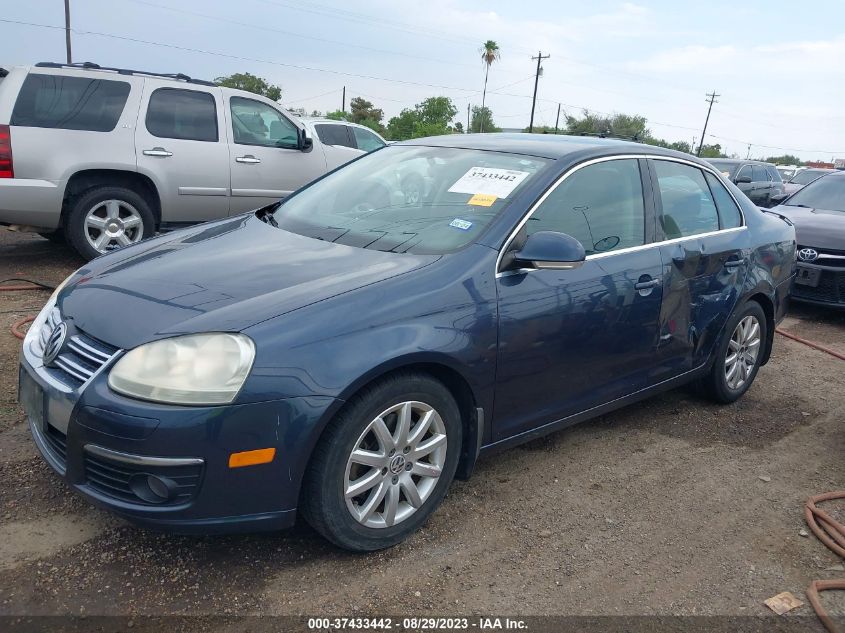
[2,0,843,161]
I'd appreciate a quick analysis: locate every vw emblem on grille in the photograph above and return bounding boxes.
[798,248,819,262]
[42,321,68,366]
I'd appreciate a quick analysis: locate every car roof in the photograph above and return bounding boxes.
[395,133,704,162]
[707,158,776,167]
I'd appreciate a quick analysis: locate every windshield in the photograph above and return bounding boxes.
[786,174,845,211]
[790,169,829,185]
[709,160,741,178]
[267,145,551,254]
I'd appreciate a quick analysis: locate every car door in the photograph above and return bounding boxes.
[493,157,664,440]
[314,122,365,170]
[227,95,327,214]
[646,159,749,385]
[733,164,758,204]
[135,81,230,223]
[753,164,772,206]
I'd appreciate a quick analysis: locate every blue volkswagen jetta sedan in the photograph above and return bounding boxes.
[19,135,796,551]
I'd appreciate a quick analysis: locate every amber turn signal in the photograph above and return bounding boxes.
[228,447,276,468]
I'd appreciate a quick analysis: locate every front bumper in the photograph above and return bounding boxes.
[791,262,845,309]
[19,350,339,534]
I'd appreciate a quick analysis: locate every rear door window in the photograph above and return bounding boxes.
[705,172,743,229]
[314,123,355,148]
[752,165,768,182]
[11,74,130,132]
[145,88,218,142]
[352,126,385,152]
[766,165,782,182]
[652,160,720,239]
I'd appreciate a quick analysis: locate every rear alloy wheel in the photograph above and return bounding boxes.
[697,301,767,403]
[66,186,155,260]
[302,373,461,551]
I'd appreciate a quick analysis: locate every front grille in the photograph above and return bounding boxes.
[42,424,67,464]
[35,309,118,386]
[793,269,845,304]
[84,452,203,506]
[798,245,845,269]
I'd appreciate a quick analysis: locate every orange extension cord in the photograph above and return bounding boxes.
[1,279,54,340]
[805,492,845,633]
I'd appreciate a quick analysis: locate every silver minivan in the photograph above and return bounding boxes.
[0,62,385,259]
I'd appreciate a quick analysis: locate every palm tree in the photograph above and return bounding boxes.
[479,40,500,133]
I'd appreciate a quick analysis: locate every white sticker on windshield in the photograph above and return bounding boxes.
[448,167,530,199]
[449,218,473,230]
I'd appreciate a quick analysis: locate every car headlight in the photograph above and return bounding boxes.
[23,273,74,353]
[108,333,255,405]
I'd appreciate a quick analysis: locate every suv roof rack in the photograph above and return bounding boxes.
[34,62,217,87]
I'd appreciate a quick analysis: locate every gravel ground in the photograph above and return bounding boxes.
[0,229,843,630]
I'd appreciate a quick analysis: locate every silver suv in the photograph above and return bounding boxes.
[0,62,386,260]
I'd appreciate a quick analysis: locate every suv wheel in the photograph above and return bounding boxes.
[697,301,767,403]
[66,186,155,260]
[302,373,462,551]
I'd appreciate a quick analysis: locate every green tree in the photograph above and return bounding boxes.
[698,143,725,158]
[348,97,384,126]
[564,110,650,140]
[763,154,803,165]
[386,96,457,140]
[470,106,500,133]
[646,138,693,154]
[324,110,347,121]
[357,118,387,136]
[453,121,464,134]
[215,72,282,101]
[479,40,501,133]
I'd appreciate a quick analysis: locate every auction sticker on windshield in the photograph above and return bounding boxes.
[448,167,530,198]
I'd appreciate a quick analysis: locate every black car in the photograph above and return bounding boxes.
[707,159,784,208]
[769,170,845,308]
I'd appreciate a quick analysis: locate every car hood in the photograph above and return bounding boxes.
[60,214,438,349]
[769,204,845,250]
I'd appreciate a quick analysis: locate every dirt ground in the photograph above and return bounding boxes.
[0,229,843,629]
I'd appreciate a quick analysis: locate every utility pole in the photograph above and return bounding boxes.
[64,0,72,64]
[554,103,561,134]
[746,144,752,159]
[691,136,696,153]
[528,51,550,133]
[466,103,470,133]
[341,86,346,113]
[696,90,720,157]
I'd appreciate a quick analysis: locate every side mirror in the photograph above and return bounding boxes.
[770,192,789,205]
[513,231,586,270]
[298,128,313,151]
[736,173,752,184]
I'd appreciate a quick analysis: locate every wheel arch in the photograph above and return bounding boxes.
[61,169,162,227]
[745,291,775,365]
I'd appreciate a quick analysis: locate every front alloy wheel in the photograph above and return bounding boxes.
[724,315,761,390]
[344,401,447,528]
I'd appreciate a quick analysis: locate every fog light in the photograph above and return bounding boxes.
[129,473,176,504]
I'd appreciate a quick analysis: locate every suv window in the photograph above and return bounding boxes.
[766,165,782,182]
[752,165,768,182]
[527,159,645,255]
[705,172,742,229]
[735,164,752,182]
[146,88,217,142]
[653,160,719,239]
[11,74,130,132]
[315,123,355,148]
[230,97,298,148]
[352,126,385,152]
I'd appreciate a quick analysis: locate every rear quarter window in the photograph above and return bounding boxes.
[315,123,355,148]
[11,74,130,132]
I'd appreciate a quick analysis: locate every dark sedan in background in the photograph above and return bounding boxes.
[769,170,845,308]
[782,168,835,196]
[707,158,784,208]
[20,135,796,551]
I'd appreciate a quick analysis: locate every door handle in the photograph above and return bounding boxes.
[142,147,172,157]
[634,278,661,290]
[724,258,746,269]
[236,155,261,164]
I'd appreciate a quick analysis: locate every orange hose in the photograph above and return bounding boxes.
[11,316,34,340]
[806,580,845,633]
[776,328,845,361]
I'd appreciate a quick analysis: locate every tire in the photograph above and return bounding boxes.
[697,301,767,404]
[38,229,65,244]
[301,373,462,552]
[65,186,156,261]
